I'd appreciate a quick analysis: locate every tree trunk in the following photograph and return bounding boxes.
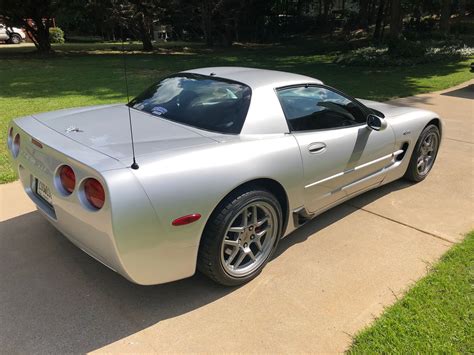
[233,16,239,42]
[222,20,233,47]
[458,0,466,17]
[37,28,51,53]
[413,5,421,24]
[359,0,369,29]
[25,18,51,53]
[440,0,451,34]
[380,0,389,39]
[389,0,402,41]
[322,0,331,28]
[139,13,153,51]
[369,0,377,25]
[202,0,214,46]
[373,0,385,41]
[141,31,153,51]
[296,0,304,21]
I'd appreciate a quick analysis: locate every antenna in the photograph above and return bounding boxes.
[121,27,139,170]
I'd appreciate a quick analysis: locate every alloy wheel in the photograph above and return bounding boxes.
[220,201,278,277]
[416,131,439,176]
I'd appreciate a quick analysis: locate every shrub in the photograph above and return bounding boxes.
[404,17,437,36]
[387,39,426,57]
[334,41,474,67]
[450,20,474,35]
[49,27,65,44]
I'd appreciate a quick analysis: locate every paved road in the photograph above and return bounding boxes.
[0,80,473,353]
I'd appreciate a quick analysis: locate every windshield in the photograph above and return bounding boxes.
[129,74,252,134]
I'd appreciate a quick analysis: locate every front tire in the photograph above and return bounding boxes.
[404,124,440,182]
[198,187,282,286]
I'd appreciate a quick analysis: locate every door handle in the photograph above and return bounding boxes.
[308,142,327,153]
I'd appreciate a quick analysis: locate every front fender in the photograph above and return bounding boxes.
[384,109,442,182]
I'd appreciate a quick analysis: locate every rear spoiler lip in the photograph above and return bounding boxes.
[31,114,123,163]
[12,115,126,173]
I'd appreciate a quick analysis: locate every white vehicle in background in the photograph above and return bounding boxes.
[0,23,26,44]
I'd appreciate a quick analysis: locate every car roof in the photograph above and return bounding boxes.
[182,67,323,90]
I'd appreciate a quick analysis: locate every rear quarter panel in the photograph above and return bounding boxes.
[132,133,304,252]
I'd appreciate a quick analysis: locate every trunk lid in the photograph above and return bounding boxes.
[32,104,218,161]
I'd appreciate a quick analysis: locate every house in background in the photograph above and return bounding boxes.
[153,23,173,41]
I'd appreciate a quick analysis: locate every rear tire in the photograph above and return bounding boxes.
[198,187,282,286]
[404,124,440,182]
[9,34,21,44]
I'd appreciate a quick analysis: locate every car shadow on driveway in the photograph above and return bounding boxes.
[274,179,413,258]
[0,179,412,353]
[440,84,474,100]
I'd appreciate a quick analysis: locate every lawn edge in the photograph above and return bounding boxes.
[346,230,473,353]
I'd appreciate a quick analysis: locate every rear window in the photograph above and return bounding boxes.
[129,74,252,134]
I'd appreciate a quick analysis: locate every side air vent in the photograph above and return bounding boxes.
[396,142,409,161]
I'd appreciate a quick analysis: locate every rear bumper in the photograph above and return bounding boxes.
[9,116,200,285]
[10,117,134,280]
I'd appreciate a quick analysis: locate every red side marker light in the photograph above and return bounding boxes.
[31,138,43,148]
[172,214,201,226]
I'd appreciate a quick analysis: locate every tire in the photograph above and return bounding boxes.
[10,34,21,44]
[198,187,283,286]
[404,124,440,182]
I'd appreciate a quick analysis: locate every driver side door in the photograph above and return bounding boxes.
[276,85,396,213]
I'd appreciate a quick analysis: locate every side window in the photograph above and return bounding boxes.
[277,86,367,132]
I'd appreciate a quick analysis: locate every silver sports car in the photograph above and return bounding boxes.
[7,67,442,286]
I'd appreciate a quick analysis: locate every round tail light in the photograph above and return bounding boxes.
[58,165,76,194]
[12,133,20,158]
[83,178,105,210]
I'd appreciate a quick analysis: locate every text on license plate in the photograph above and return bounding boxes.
[36,179,53,205]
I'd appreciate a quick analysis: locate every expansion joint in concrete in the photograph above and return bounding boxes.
[346,203,455,245]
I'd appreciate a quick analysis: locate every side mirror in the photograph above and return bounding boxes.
[366,114,387,131]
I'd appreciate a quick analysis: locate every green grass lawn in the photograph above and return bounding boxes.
[1,41,473,183]
[349,231,474,353]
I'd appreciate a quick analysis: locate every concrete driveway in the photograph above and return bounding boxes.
[0,80,473,353]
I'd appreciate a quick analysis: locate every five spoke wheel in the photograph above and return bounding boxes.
[220,202,277,277]
[416,132,438,176]
[404,124,440,182]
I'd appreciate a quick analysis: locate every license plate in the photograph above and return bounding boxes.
[36,179,53,205]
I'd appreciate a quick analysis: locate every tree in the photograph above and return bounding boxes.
[191,0,261,47]
[359,0,369,29]
[389,0,402,41]
[439,0,451,34]
[373,0,386,41]
[129,0,163,51]
[87,0,164,51]
[0,0,65,53]
[201,0,215,46]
